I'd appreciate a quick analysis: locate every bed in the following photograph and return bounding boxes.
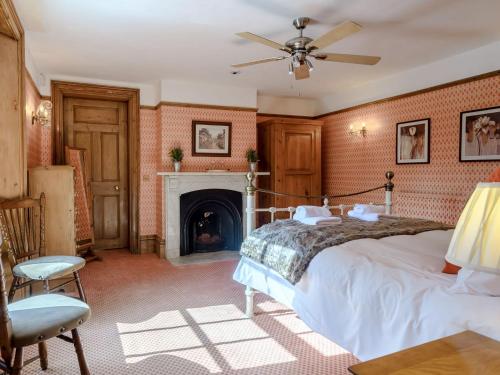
[233,172,500,361]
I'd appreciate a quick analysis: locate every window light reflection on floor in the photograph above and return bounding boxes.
[187,304,247,324]
[115,303,350,372]
[116,310,188,333]
[120,326,202,356]
[215,337,297,370]
[273,313,312,334]
[257,300,291,313]
[299,332,350,357]
[125,347,223,373]
[200,319,268,344]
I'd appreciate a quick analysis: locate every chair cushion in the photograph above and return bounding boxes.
[13,256,86,280]
[9,294,91,347]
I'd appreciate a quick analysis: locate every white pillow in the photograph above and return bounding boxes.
[449,267,500,297]
[293,205,332,220]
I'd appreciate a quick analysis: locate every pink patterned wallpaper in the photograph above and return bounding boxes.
[25,73,42,168]
[25,72,52,168]
[321,74,500,224]
[139,105,257,237]
[28,75,496,239]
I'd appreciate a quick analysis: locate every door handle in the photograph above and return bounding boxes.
[114,185,120,191]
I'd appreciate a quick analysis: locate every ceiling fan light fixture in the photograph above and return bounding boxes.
[306,59,314,72]
[233,18,380,80]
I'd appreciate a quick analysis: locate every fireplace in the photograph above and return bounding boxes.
[180,189,243,256]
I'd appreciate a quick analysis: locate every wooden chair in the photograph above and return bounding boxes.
[0,194,87,302]
[0,234,91,374]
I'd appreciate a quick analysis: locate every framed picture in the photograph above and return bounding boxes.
[396,118,430,164]
[460,106,500,162]
[192,121,232,157]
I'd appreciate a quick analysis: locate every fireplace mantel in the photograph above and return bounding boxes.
[157,171,269,259]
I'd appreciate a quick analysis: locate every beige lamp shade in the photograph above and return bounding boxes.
[446,182,500,274]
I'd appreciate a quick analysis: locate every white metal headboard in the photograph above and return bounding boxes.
[244,171,394,235]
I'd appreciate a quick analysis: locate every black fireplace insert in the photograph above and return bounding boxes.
[180,189,243,255]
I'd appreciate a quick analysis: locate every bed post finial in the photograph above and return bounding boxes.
[246,172,257,236]
[385,171,394,215]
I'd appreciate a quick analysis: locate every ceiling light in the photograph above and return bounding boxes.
[306,59,314,72]
[292,55,301,68]
[288,62,293,75]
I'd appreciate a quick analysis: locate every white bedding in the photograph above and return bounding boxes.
[233,229,500,360]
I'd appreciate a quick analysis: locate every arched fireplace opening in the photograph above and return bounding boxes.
[180,189,242,256]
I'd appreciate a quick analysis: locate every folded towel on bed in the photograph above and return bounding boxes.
[293,205,332,220]
[347,210,379,221]
[352,204,385,214]
[297,216,342,226]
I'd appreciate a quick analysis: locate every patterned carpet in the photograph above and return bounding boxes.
[23,250,358,374]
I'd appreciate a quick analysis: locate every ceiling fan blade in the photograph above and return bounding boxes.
[236,32,291,52]
[314,53,381,65]
[294,64,310,80]
[306,21,362,51]
[231,56,288,68]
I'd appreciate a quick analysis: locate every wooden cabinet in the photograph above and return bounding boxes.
[0,0,25,200]
[29,166,77,256]
[257,118,323,221]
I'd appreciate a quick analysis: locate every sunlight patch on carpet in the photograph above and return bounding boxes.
[216,338,296,370]
[119,326,202,356]
[187,304,247,324]
[257,300,289,312]
[299,332,350,356]
[200,319,268,344]
[273,313,312,334]
[125,348,223,373]
[117,311,188,333]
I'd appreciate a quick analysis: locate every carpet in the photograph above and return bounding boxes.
[23,250,359,374]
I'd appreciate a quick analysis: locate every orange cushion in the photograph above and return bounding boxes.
[487,167,500,182]
[442,167,500,274]
[442,261,461,274]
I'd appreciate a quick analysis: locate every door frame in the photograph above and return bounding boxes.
[51,81,140,253]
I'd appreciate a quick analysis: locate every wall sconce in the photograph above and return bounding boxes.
[349,122,367,137]
[32,100,52,127]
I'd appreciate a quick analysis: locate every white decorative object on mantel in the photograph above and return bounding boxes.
[157,171,269,259]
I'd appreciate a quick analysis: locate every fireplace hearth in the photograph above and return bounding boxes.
[180,189,242,256]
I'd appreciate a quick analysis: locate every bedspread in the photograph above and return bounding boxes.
[240,216,452,284]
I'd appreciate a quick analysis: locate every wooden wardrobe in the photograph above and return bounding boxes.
[257,118,323,221]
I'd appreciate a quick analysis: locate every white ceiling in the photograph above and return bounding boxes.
[14,0,500,100]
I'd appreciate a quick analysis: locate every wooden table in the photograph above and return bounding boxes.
[348,331,500,374]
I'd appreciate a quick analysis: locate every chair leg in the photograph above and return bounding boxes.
[38,342,48,370]
[74,272,87,303]
[12,347,23,375]
[43,280,50,294]
[8,276,19,303]
[71,329,89,375]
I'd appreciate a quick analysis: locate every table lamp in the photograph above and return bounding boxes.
[446,182,500,274]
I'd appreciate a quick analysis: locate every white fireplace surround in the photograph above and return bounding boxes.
[157,172,269,259]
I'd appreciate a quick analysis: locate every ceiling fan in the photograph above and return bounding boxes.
[232,17,381,80]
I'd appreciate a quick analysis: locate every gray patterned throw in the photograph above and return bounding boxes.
[240,216,453,284]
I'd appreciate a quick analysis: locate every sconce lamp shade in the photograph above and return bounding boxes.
[445,182,500,274]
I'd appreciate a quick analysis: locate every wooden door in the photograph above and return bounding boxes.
[64,98,128,249]
[276,123,322,210]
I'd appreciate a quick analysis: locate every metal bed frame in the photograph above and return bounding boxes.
[242,171,395,317]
